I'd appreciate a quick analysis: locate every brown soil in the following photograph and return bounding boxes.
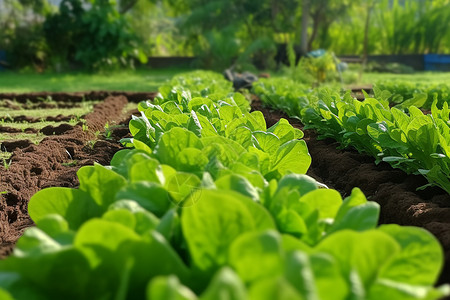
[0,127,40,134]
[0,91,157,103]
[251,97,450,290]
[0,114,79,123]
[1,140,34,152]
[40,123,76,135]
[0,94,140,257]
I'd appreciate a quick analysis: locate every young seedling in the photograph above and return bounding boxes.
[103,123,113,140]
[2,158,11,170]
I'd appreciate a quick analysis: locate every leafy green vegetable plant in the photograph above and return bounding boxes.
[0,71,448,300]
[254,77,450,194]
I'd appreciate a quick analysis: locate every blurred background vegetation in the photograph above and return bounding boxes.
[0,0,449,73]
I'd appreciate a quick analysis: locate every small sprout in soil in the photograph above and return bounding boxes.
[2,158,12,170]
[0,191,7,195]
[82,124,89,132]
[86,140,96,149]
[103,123,113,140]
[61,160,78,167]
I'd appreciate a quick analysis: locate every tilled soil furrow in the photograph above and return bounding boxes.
[0,91,157,103]
[0,95,130,257]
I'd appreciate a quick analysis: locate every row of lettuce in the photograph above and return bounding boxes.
[0,71,448,300]
[254,78,450,194]
[374,81,450,109]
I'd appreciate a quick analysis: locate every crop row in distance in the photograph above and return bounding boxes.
[253,78,450,194]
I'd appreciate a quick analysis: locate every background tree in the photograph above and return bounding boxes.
[43,0,147,71]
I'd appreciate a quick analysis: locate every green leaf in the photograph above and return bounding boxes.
[129,158,165,184]
[333,188,367,223]
[165,172,202,206]
[78,164,127,209]
[154,127,203,166]
[121,231,190,292]
[218,105,242,123]
[269,140,311,178]
[308,253,349,300]
[215,174,259,201]
[176,148,209,172]
[131,139,153,154]
[116,181,171,217]
[108,200,159,235]
[248,277,303,300]
[102,209,136,230]
[111,149,132,168]
[200,268,247,300]
[281,234,313,253]
[245,111,266,131]
[252,131,281,155]
[315,230,400,288]
[283,251,318,299]
[146,276,197,300]
[29,187,101,230]
[327,202,380,234]
[228,231,283,283]
[75,219,141,260]
[378,225,444,285]
[299,189,342,220]
[0,288,14,300]
[230,162,266,189]
[228,126,253,149]
[3,235,91,299]
[187,111,203,137]
[36,214,69,237]
[156,209,180,242]
[181,190,274,272]
[268,118,304,143]
[368,278,450,300]
[277,174,319,197]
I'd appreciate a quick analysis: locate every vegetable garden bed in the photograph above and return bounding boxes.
[0,93,155,258]
[252,97,450,289]
[0,73,449,299]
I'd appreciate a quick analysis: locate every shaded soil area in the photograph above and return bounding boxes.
[0,123,75,136]
[0,114,79,123]
[0,127,38,134]
[0,91,157,103]
[1,99,86,110]
[0,94,142,257]
[251,97,450,290]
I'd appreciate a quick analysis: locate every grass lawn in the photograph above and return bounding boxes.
[0,68,448,93]
[1,102,96,118]
[0,67,190,93]
[361,71,450,85]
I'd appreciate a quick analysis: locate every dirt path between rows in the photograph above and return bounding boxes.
[0,91,157,103]
[0,95,136,257]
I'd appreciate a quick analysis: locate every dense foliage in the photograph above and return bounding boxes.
[253,77,450,193]
[43,0,147,70]
[0,71,448,299]
[373,81,450,109]
[0,0,146,71]
[1,0,449,70]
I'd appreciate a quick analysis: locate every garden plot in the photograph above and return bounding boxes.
[0,92,155,258]
[252,97,450,289]
[0,100,95,159]
[0,73,449,299]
